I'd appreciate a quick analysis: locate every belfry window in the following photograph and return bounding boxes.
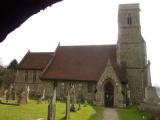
[127,14,132,25]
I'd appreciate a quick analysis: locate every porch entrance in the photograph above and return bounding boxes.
[104,82,114,107]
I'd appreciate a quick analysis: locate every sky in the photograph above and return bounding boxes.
[0,0,160,86]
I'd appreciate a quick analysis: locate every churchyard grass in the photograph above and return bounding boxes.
[117,105,147,120]
[0,98,102,120]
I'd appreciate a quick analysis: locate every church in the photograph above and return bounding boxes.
[15,3,151,107]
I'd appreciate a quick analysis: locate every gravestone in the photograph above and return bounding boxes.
[48,98,55,120]
[17,88,27,104]
[5,84,13,102]
[70,84,76,112]
[37,89,46,104]
[47,82,57,120]
[11,86,16,100]
[5,89,9,102]
[25,85,30,103]
[66,92,70,120]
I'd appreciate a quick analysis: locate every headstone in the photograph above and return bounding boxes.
[84,100,88,107]
[47,98,56,120]
[77,102,81,111]
[127,90,132,105]
[11,84,17,100]
[47,82,57,120]
[66,93,70,120]
[37,89,46,104]
[42,89,46,100]
[17,88,27,105]
[25,85,30,103]
[5,89,9,102]
[70,84,76,112]
[5,84,13,102]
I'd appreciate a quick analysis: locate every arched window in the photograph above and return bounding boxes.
[127,14,132,25]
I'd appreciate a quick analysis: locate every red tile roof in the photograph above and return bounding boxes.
[18,52,54,70]
[41,45,117,81]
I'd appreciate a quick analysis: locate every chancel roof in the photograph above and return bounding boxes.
[18,52,54,70]
[41,45,117,81]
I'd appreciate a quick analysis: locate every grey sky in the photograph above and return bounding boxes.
[0,0,160,86]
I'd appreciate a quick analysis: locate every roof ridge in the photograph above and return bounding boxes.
[18,50,30,68]
[41,45,60,79]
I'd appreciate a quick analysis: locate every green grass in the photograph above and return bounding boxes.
[0,99,102,120]
[117,105,147,120]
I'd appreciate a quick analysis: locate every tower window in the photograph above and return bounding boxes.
[127,14,132,25]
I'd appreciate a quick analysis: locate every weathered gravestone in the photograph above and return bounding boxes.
[5,84,13,102]
[37,89,46,104]
[70,84,76,112]
[47,82,57,120]
[25,85,30,103]
[17,88,27,104]
[66,92,70,120]
[48,98,56,120]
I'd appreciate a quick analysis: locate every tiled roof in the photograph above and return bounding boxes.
[18,52,54,70]
[41,45,117,81]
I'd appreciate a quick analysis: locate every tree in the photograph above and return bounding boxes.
[7,59,18,71]
[0,59,18,88]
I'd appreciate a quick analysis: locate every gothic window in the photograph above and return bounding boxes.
[33,71,36,83]
[87,82,92,93]
[25,71,28,83]
[127,14,132,25]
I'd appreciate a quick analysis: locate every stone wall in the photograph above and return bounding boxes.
[56,81,96,103]
[14,70,53,97]
[145,86,160,104]
[15,70,96,102]
[127,69,145,103]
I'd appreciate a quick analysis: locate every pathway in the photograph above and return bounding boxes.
[102,108,119,120]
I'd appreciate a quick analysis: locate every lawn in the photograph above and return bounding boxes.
[0,99,102,120]
[117,105,147,120]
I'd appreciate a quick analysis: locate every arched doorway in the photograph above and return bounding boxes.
[104,82,114,107]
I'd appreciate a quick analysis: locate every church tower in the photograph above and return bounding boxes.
[117,3,148,103]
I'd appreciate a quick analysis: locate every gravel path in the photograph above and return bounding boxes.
[102,108,119,120]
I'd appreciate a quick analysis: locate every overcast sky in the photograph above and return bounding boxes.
[0,0,160,86]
